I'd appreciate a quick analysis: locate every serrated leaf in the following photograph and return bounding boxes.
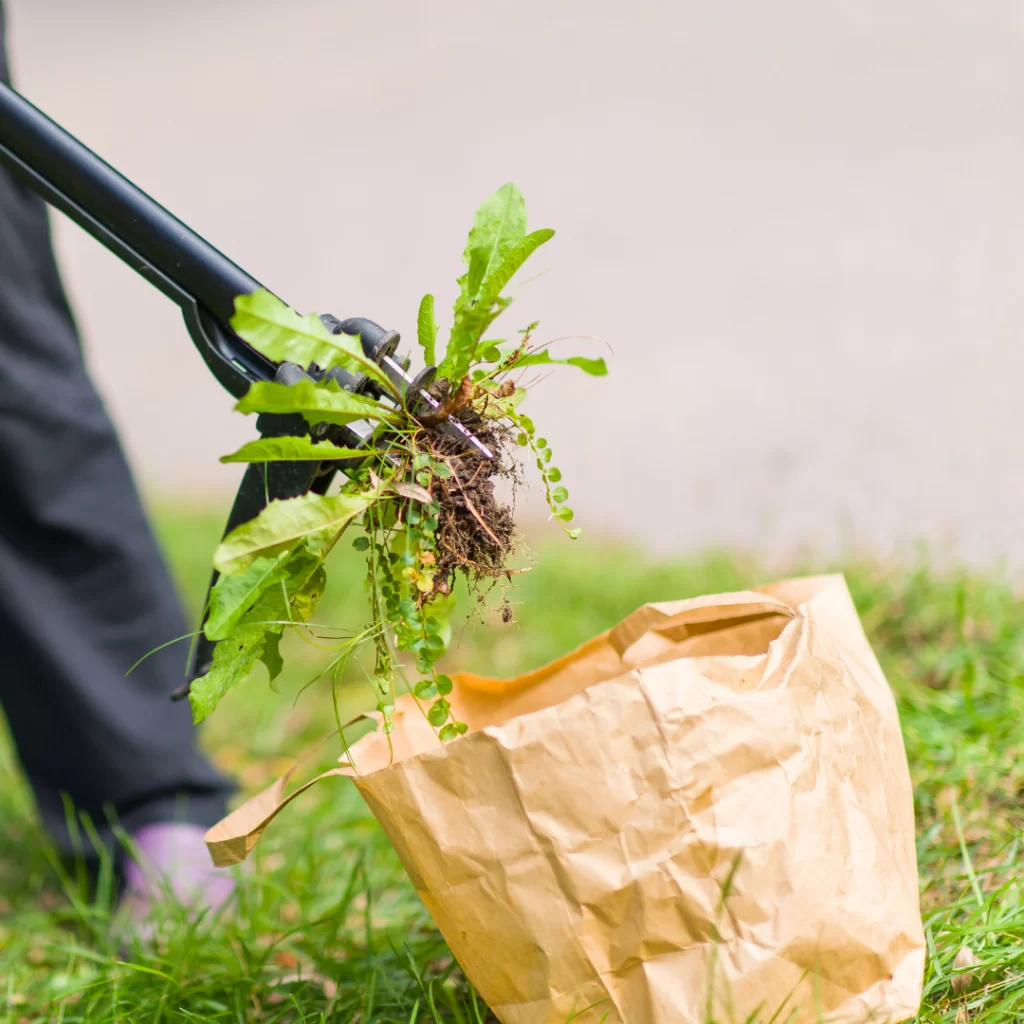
[260,630,284,683]
[235,379,399,427]
[239,548,320,625]
[204,551,292,641]
[444,220,554,380]
[474,228,553,309]
[417,293,438,366]
[231,289,391,389]
[189,623,265,723]
[214,491,375,575]
[508,348,606,376]
[440,297,511,382]
[461,183,527,308]
[220,435,375,464]
[439,184,534,381]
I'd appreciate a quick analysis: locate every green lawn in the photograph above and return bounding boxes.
[2,507,1023,1021]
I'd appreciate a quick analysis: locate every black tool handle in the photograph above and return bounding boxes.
[0,82,258,322]
[0,82,282,396]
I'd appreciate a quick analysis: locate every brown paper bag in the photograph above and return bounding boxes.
[206,575,925,1024]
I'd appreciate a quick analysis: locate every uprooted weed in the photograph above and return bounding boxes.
[418,399,518,595]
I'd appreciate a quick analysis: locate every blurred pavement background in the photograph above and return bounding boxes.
[6,0,1023,565]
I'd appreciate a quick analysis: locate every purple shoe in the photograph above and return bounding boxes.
[120,823,236,929]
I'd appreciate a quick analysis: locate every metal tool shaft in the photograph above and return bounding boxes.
[381,355,494,459]
[0,83,261,324]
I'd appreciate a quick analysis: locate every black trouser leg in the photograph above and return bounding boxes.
[0,9,232,857]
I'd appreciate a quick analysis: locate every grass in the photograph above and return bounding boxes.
[2,506,1024,1021]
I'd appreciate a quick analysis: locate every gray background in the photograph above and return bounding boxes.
[7,1,1023,565]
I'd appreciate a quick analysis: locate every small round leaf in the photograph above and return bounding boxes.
[427,699,449,727]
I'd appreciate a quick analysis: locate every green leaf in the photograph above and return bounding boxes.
[416,294,438,366]
[555,507,575,522]
[509,348,607,376]
[204,551,291,642]
[214,490,374,575]
[189,623,266,724]
[567,527,582,540]
[220,435,375,464]
[460,183,527,310]
[235,379,399,428]
[260,630,284,683]
[414,680,437,700]
[551,486,568,503]
[352,536,370,551]
[231,289,391,389]
[442,228,555,382]
[435,673,453,696]
[439,723,459,742]
[427,699,450,727]
[546,467,562,482]
[475,229,554,309]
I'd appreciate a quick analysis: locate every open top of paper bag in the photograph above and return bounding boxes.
[205,575,840,866]
[337,578,833,777]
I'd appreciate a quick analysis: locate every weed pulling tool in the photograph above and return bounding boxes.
[0,83,492,696]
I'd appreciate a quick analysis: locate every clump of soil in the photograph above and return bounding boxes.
[417,381,518,594]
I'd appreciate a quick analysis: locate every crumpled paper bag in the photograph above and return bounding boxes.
[206,574,925,1024]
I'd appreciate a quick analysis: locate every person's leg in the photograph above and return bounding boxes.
[0,6,233,887]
